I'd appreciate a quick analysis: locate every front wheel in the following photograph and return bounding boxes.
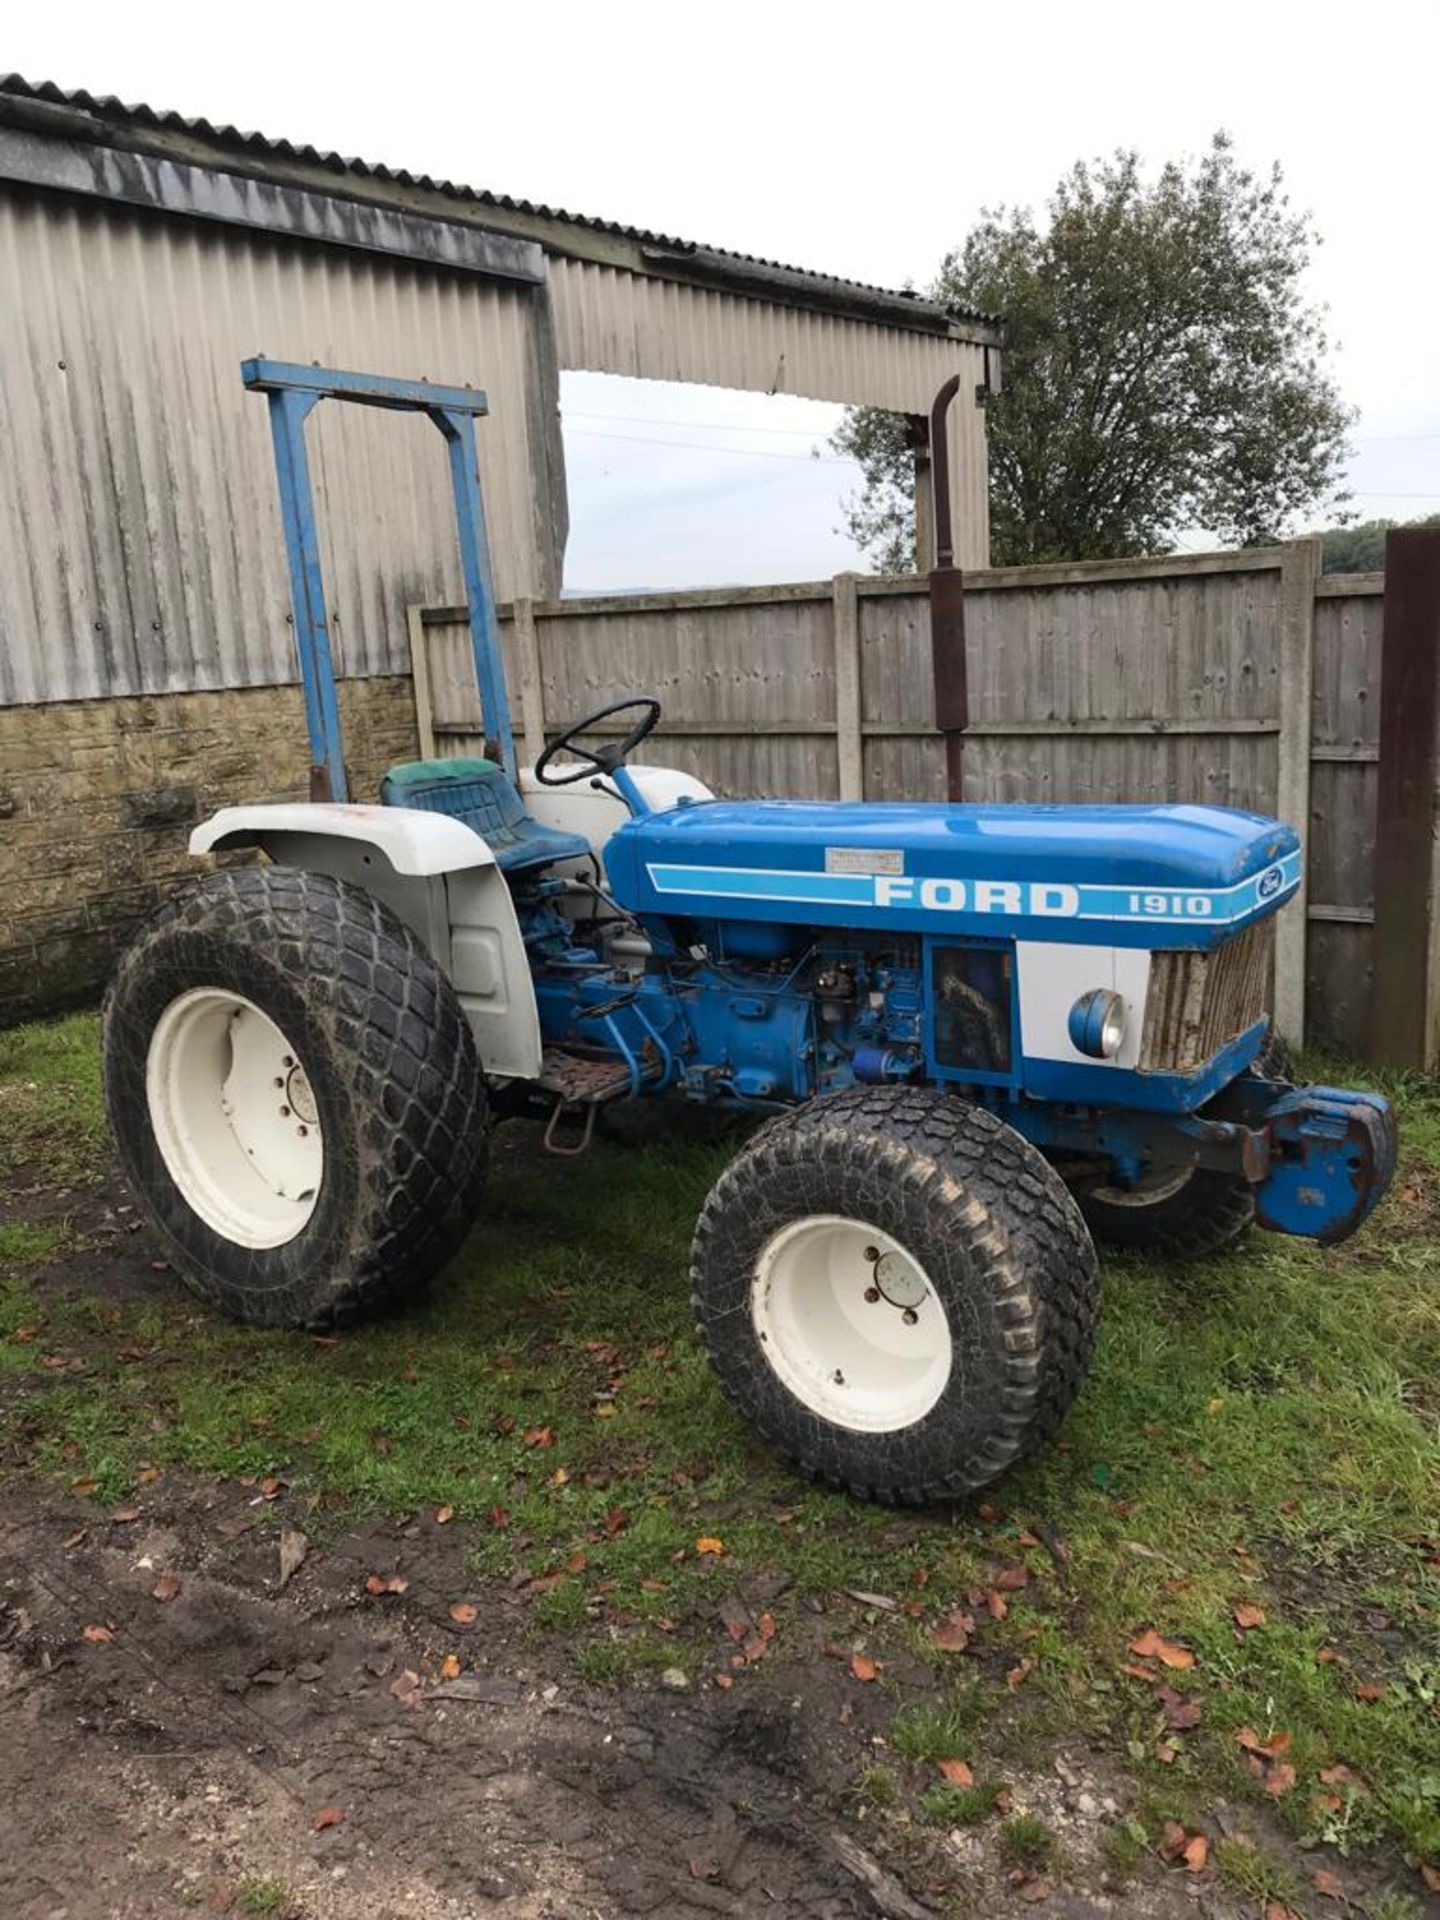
[689,1088,1100,1505]
[103,865,490,1328]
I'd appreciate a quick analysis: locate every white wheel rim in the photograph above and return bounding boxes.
[751,1215,951,1432]
[145,988,324,1250]
[1089,1163,1192,1208]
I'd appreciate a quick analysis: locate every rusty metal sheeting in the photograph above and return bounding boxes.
[0,192,552,707]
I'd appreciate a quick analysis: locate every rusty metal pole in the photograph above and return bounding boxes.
[927,375,968,801]
[1372,527,1440,1068]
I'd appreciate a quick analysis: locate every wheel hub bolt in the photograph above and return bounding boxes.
[863,1246,879,1262]
[901,1308,919,1326]
[863,1285,881,1304]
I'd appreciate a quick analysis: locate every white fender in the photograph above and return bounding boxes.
[188,804,541,1084]
[191,803,496,876]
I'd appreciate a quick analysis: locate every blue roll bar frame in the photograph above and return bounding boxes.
[241,358,515,800]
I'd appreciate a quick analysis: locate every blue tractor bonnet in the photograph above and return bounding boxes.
[604,800,1301,951]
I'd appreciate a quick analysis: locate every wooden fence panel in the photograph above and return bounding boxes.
[412,546,1398,1057]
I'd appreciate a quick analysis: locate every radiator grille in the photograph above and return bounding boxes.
[1139,918,1274,1072]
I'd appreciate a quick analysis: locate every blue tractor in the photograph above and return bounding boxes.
[102,363,1396,1505]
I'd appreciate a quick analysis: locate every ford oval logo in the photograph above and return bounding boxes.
[1258,864,1284,900]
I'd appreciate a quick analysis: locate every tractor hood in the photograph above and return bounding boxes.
[605,800,1301,949]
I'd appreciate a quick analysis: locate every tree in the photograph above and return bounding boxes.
[1317,513,1440,574]
[834,135,1352,569]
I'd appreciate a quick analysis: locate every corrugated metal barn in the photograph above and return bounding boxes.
[0,75,999,709]
[0,74,999,1018]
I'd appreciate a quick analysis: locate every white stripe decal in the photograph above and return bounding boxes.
[643,851,1301,926]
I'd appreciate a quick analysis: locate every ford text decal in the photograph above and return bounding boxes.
[644,850,1302,926]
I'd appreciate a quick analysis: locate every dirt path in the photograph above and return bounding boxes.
[0,1476,1256,1920]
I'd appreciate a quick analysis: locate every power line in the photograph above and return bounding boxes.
[565,425,859,466]
[566,407,839,439]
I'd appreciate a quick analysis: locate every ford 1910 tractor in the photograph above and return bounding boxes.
[102,361,1396,1506]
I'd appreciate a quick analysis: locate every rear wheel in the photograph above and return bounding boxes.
[1074,1164,1255,1259]
[690,1087,1099,1505]
[103,865,489,1328]
[1073,1018,1291,1258]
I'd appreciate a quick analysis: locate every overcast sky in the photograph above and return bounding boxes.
[7,0,1436,589]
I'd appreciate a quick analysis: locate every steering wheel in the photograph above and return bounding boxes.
[534,697,662,786]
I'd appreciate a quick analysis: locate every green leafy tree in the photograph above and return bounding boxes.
[1317,512,1440,574]
[835,135,1352,569]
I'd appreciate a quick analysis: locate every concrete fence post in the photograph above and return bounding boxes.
[1273,538,1321,1048]
[513,597,547,765]
[1372,527,1440,1068]
[832,571,864,801]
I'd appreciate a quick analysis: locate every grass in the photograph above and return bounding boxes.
[3,1010,1438,1884]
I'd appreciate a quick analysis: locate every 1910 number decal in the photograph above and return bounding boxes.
[1127,892,1214,918]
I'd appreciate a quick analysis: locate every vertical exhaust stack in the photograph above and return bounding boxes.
[928,373,968,802]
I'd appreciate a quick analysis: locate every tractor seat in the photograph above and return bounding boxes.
[381,757,592,876]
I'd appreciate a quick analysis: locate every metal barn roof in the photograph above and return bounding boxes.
[0,73,997,340]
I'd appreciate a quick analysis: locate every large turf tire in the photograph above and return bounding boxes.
[1075,1165,1255,1259]
[689,1086,1100,1505]
[102,865,489,1329]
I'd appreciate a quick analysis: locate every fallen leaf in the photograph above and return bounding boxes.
[1315,1646,1339,1664]
[259,1475,283,1499]
[987,1589,1009,1621]
[152,1572,182,1603]
[1264,1904,1299,1920]
[1233,1602,1267,1630]
[276,1528,308,1590]
[844,1589,899,1613]
[849,1653,879,1682]
[449,1601,478,1624]
[603,1507,630,1536]
[566,1551,588,1574]
[1016,1879,1052,1903]
[1159,1821,1188,1862]
[61,1528,87,1550]
[1318,1762,1367,1791]
[1235,1726,1291,1759]
[937,1759,974,1786]
[82,1623,115,1643]
[1420,1864,1440,1894]
[695,1536,724,1556]
[1128,1629,1195,1670]
[713,1672,734,1690]
[1311,1868,1345,1900]
[1123,1661,1159,1683]
[364,1574,387,1595]
[70,1477,97,1496]
[545,1465,570,1489]
[977,1501,1002,1523]
[1163,1695,1202,1732]
[1353,1681,1384,1702]
[1264,1762,1297,1797]
[688,1855,720,1882]
[439,1654,461,1681]
[313,1805,345,1831]
[216,1515,253,1539]
[488,1505,510,1529]
[435,1505,454,1525]
[136,1467,160,1486]
[1006,1658,1035,1690]
[110,1506,142,1525]
[994,1564,1030,1592]
[389,1669,424,1709]
[523,1425,554,1448]
[1182,1833,1209,1872]
[929,1610,973,1653]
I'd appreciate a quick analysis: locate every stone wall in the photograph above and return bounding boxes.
[0,677,419,1024]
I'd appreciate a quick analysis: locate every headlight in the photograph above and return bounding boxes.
[1069,988,1127,1059]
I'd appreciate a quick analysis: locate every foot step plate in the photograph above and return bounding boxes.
[536,1049,634,1106]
